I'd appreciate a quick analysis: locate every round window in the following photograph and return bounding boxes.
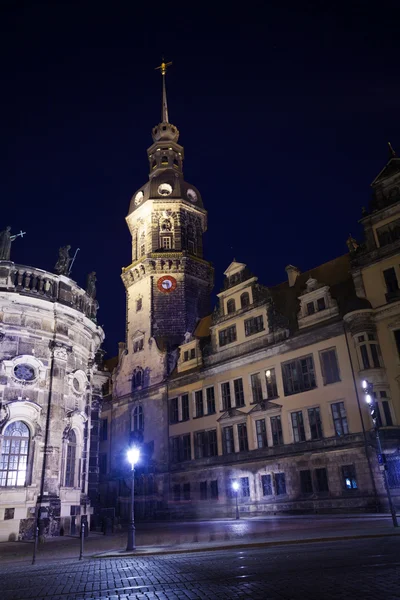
[134,191,144,206]
[14,364,36,382]
[187,189,198,203]
[158,183,173,197]
[72,377,81,393]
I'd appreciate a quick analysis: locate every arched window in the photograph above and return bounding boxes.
[240,292,250,308]
[0,421,30,487]
[161,155,169,165]
[227,299,236,314]
[65,430,77,488]
[132,406,144,432]
[132,368,143,390]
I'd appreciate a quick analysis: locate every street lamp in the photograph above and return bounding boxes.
[126,446,140,551]
[362,379,398,528]
[232,480,240,520]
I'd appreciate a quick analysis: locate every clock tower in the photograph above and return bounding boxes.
[115,63,214,400]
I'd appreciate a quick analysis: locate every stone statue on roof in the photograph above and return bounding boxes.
[0,226,26,261]
[54,245,71,275]
[86,271,97,299]
[346,234,359,254]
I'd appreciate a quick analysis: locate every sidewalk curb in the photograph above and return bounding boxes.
[92,530,400,559]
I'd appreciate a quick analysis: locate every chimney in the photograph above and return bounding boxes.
[285,264,301,287]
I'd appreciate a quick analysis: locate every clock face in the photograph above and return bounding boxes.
[157,276,177,293]
[135,191,144,206]
[187,188,197,203]
[158,183,173,197]
[14,364,36,382]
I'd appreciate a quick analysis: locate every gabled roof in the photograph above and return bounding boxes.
[371,157,400,187]
[223,260,247,277]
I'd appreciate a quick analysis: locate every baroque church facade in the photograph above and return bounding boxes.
[0,245,106,541]
[100,69,400,519]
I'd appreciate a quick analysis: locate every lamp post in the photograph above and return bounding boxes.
[362,379,398,528]
[232,481,240,520]
[126,446,140,551]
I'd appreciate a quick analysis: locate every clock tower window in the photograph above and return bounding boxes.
[162,236,172,249]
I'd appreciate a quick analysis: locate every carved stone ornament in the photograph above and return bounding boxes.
[0,403,10,429]
[50,342,72,361]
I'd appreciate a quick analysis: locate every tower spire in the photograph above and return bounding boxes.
[155,59,172,123]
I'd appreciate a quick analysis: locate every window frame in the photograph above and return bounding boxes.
[282,354,317,396]
[331,401,349,437]
[0,420,30,488]
[218,325,237,347]
[319,347,341,385]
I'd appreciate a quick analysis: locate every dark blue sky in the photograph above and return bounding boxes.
[1,1,399,356]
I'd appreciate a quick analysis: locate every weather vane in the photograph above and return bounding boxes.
[155,59,172,76]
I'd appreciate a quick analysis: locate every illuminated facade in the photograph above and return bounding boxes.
[0,262,105,540]
[101,72,400,518]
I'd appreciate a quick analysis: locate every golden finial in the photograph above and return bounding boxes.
[155,59,172,76]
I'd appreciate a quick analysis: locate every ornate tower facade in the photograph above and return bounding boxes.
[107,66,214,507]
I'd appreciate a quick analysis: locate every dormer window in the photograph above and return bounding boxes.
[307,302,315,315]
[183,348,196,362]
[227,299,236,314]
[376,217,400,247]
[317,297,326,311]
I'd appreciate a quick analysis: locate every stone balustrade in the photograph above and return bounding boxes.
[0,261,98,321]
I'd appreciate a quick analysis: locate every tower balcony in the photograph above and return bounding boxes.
[0,261,98,321]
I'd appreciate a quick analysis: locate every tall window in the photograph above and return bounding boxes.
[265,369,278,398]
[308,407,323,440]
[182,394,190,421]
[241,477,250,497]
[219,325,237,347]
[210,480,219,499]
[357,333,382,370]
[223,426,234,454]
[195,390,204,418]
[227,299,236,314]
[132,368,143,390]
[237,423,249,452]
[65,430,77,488]
[383,267,399,294]
[244,315,264,336]
[194,430,218,458]
[315,468,329,492]
[234,378,245,407]
[101,419,108,442]
[171,434,191,462]
[342,465,357,490]
[378,390,393,426]
[256,419,268,448]
[206,387,216,414]
[275,473,286,495]
[331,402,349,436]
[261,474,272,496]
[320,349,340,384]
[162,236,172,249]
[282,355,316,396]
[169,397,179,424]
[221,382,231,411]
[0,421,30,487]
[291,411,306,442]
[270,416,283,446]
[250,373,263,403]
[394,329,400,358]
[240,292,250,308]
[200,481,207,500]
[132,406,144,432]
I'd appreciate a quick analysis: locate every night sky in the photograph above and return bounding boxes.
[1,1,399,357]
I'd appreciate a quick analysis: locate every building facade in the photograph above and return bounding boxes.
[101,72,400,519]
[0,260,105,541]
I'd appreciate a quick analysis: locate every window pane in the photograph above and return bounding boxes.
[382,401,393,426]
[282,355,316,396]
[261,474,272,496]
[360,345,370,369]
[195,390,204,418]
[265,368,278,399]
[206,387,216,414]
[271,416,283,446]
[241,477,250,497]
[251,373,263,402]
[308,407,323,440]
[210,480,219,498]
[256,419,268,448]
[370,344,381,368]
[331,402,349,436]
[320,349,340,384]
[238,423,249,452]
[221,383,231,410]
[182,394,190,421]
[223,426,234,454]
[275,473,286,495]
[291,411,306,442]
[234,378,245,407]
[342,465,357,489]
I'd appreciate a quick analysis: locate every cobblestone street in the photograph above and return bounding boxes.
[1,536,400,599]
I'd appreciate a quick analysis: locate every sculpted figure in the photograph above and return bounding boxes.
[86,271,97,299]
[54,245,71,275]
